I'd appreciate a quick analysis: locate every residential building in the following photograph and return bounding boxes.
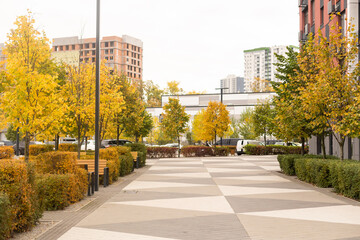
[299,0,360,160]
[220,75,244,93]
[52,35,143,81]
[244,46,298,92]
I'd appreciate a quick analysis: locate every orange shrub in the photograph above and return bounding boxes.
[29,144,54,156]
[0,146,14,159]
[34,152,77,174]
[58,143,77,152]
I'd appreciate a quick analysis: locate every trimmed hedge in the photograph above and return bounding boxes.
[34,152,77,174]
[119,152,134,176]
[127,143,147,167]
[245,144,309,155]
[58,143,77,152]
[213,146,229,156]
[0,146,14,159]
[29,144,54,156]
[0,160,41,233]
[36,169,88,210]
[0,193,11,239]
[146,147,178,158]
[278,154,360,200]
[181,146,213,157]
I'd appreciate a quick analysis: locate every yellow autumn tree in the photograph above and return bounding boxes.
[62,63,95,158]
[251,77,273,92]
[0,12,62,161]
[298,20,360,160]
[192,109,212,142]
[203,101,230,144]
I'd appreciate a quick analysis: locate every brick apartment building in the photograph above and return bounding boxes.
[52,35,143,81]
[299,0,360,160]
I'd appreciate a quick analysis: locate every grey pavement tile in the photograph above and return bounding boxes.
[82,214,251,240]
[237,214,360,240]
[209,171,267,178]
[109,189,216,202]
[226,196,345,213]
[140,177,216,185]
[222,181,312,190]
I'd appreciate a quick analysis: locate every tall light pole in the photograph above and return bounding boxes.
[215,87,229,146]
[94,0,101,191]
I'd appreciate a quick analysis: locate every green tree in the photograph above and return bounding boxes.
[253,100,275,146]
[5,124,22,142]
[238,108,257,140]
[144,80,164,107]
[161,98,189,156]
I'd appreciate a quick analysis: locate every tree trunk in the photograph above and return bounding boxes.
[263,129,267,147]
[178,136,181,158]
[77,128,81,159]
[135,133,139,143]
[55,134,59,151]
[321,134,327,159]
[339,136,345,161]
[301,137,305,156]
[117,124,120,146]
[24,132,30,163]
[214,131,217,146]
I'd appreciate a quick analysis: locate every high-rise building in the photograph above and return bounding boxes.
[244,46,298,92]
[220,75,244,93]
[52,35,143,81]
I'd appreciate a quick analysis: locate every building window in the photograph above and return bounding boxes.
[80,51,83,56]
[85,50,89,56]
[110,41,114,47]
[92,57,95,62]
[91,50,95,55]
[110,56,113,60]
[320,7,324,27]
[311,0,315,25]
[127,44,129,49]
[85,43,89,49]
[110,49,113,54]
[66,45,69,50]
[105,42,109,47]
[127,51,129,56]
[72,45,75,50]
[60,46,63,51]
[92,43,95,48]
[54,46,58,51]
[105,49,108,54]
[105,57,108,60]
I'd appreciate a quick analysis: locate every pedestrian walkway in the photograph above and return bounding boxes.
[58,156,360,240]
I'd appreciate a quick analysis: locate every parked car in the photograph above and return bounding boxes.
[274,142,301,146]
[215,138,242,146]
[61,137,77,144]
[1,140,14,146]
[81,140,96,151]
[13,141,43,155]
[236,140,263,155]
[101,139,132,148]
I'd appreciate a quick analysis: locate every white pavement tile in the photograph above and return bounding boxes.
[218,185,313,196]
[123,181,210,191]
[216,175,290,182]
[109,196,235,214]
[59,227,179,240]
[241,205,360,225]
[258,165,281,171]
[207,168,261,173]
[149,172,212,178]
[157,162,203,165]
[205,162,256,167]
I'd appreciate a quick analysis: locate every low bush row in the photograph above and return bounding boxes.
[245,144,309,155]
[58,143,78,152]
[29,145,54,156]
[181,146,213,157]
[147,147,178,158]
[278,155,360,200]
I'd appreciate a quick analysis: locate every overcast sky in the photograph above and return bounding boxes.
[0,0,299,93]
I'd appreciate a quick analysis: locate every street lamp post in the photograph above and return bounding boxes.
[215,87,229,146]
[94,0,101,191]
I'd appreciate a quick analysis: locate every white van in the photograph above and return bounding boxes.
[236,140,262,155]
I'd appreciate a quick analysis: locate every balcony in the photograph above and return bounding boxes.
[299,0,308,11]
[299,31,307,42]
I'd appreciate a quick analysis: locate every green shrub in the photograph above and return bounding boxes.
[119,152,133,176]
[213,146,229,156]
[58,143,77,152]
[0,146,14,159]
[34,152,77,174]
[181,146,213,157]
[0,160,40,233]
[127,143,147,166]
[29,144,54,156]
[36,169,88,211]
[0,193,11,239]
[146,147,178,158]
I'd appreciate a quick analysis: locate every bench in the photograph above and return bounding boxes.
[76,159,109,196]
[131,151,139,169]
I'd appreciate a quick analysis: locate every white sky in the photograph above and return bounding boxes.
[0,0,299,93]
